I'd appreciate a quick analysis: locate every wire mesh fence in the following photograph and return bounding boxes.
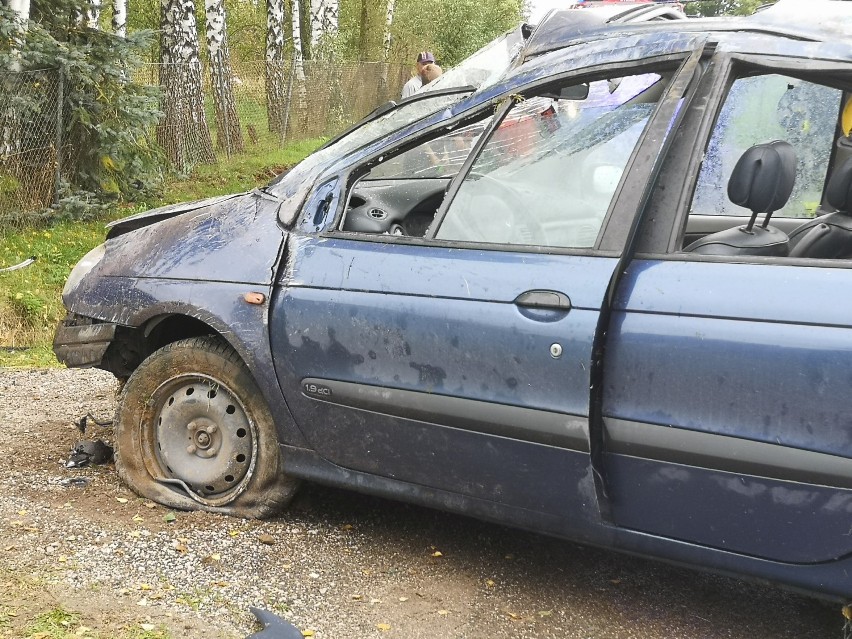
[134,59,409,169]
[0,68,62,229]
[1,60,411,225]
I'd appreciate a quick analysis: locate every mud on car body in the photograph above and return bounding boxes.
[56,0,852,601]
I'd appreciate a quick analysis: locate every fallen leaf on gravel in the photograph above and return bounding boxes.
[18,509,27,515]
[538,610,553,618]
[228,530,241,537]
[258,533,275,545]
[137,598,149,607]
[301,630,315,637]
[139,624,156,632]
[376,623,391,631]
[76,626,92,635]
[437,610,449,616]
[163,512,176,523]
[398,597,408,602]
[609,578,622,585]
[351,594,363,600]
[30,633,50,639]
[485,579,495,588]
[58,555,67,563]
[213,581,228,587]
[431,551,443,557]
[370,598,382,605]
[129,531,141,538]
[506,612,520,620]
[132,515,144,522]
[116,497,129,504]
[504,554,514,560]
[341,524,353,530]
[172,541,188,553]
[3,545,15,551]
[144,502,156,509]
[140,584,153,590]
[309,572,320,579]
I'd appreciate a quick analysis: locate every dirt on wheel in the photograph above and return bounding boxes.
[0,367,844,639]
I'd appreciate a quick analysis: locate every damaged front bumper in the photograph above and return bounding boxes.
[53,314,117,368]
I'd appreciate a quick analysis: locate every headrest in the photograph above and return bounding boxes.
[727,140,797,214]
[826,156,852,213]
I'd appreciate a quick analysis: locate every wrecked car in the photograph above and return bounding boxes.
[56,0,852,600]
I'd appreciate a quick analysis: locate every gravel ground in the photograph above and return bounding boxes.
[0,367,845,638]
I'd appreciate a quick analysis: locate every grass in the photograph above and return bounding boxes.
[0,137,323,369]
[19,606,173,638]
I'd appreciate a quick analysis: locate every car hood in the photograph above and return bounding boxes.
[92,190,287,286]
[105,192,247,239]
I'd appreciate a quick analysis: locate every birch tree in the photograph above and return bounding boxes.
[383,0,394,60]
[86,0,101,28]
[7,0,31,26]
[112,0,126,36]
[158,0,216,169]
[205,0,243,155]
[291,0,306,96]
[2,0,30,159]
[309,0,337,55]
[265,0,287,134]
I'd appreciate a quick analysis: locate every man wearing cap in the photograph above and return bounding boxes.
[401,51,435,99]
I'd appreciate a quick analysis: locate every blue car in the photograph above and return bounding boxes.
[55,0,852,601]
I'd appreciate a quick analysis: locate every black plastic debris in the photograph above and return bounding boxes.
[75,413,114,436]
[59,477,91,488]
[65,440,114,468]
[245,607,303,639]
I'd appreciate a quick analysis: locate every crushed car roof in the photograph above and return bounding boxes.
[522,0,852,60]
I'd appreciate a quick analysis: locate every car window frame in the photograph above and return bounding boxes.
[315,50,703,258]
[637,52,852,265]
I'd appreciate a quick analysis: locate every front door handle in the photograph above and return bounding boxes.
[514,290,571,311]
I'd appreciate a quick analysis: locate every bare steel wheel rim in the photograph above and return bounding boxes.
[148,374,257,505]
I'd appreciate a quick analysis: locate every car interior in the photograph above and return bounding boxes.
[337,68,852,259]
[339,69,674,249]
[679,72,852,258]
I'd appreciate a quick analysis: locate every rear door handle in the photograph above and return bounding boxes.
[514,290,571,311]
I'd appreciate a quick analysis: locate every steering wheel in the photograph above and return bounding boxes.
[437,172,545,245]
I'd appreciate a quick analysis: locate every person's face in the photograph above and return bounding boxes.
[416,62,428,74]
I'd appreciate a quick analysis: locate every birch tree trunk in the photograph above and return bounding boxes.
[265,0,287,134]
[3,0,30,163]
[158,0,216,170]
[205,0,243,155]
[112,0,127,36]
[309,0,338,55]
[86,0,101,28]
[291,0,306,97]
[383,0,394,61]
[378,0,395,100]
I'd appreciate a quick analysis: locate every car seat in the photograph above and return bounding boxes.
[787,157,852,259]
[684,140,796,256]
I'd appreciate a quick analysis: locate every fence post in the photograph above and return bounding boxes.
[54,69,63,206]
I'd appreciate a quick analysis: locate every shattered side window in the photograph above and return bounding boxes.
[365,120,490,180]
[691,75,841,219]
[435,73,666,248]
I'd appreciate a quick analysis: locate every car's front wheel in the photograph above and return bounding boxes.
[114,336,298,518]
